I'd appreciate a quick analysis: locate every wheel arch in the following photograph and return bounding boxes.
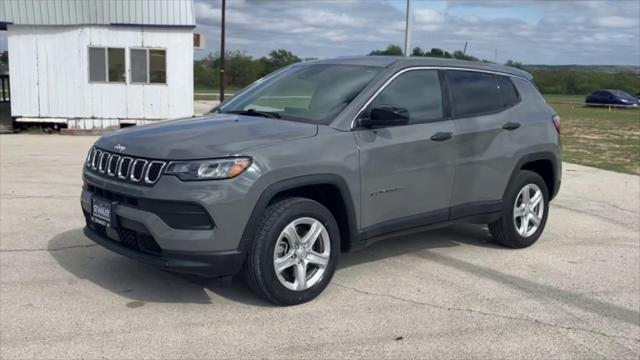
[239,174,359,254]
[505,152,560,201]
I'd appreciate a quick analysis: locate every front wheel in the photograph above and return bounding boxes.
[489,170,549,248]
[243,197,340,305]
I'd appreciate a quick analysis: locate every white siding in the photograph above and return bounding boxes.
[7,25,193,124]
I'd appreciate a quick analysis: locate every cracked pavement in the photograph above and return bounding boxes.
[1,134,639,359]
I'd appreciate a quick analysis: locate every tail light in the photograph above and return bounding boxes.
[552,114,561,133]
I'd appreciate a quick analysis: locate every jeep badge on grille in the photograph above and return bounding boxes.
[114,144,126,152]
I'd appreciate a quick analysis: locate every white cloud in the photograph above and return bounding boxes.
[596,16,639,29]
[192,0,640,65]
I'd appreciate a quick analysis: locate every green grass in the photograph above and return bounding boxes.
[194,86,242,101]
[544,94,587,104]
[546,100,640,175]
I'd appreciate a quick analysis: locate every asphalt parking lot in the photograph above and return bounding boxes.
[1,134,638,359]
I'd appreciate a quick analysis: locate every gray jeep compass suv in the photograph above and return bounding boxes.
[81,57,561,305]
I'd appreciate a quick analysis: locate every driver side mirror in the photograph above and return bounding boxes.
[358,106,410,128]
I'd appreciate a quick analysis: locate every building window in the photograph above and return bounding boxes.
[130,49,147,83]
[130,49,166,84]
[88,47,125,83]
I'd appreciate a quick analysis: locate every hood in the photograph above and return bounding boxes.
[96,113,318,159]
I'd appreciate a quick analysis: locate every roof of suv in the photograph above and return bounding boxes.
[306,56,533,81]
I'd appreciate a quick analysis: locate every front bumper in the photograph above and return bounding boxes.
[81,167,262,277]
[83,227,244,277]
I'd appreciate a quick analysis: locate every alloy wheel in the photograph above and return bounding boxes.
[513,183,544,238]
[273,217,331,291]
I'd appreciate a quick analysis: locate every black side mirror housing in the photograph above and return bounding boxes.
[359,106,410,128]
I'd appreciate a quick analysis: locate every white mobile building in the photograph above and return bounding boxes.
[0,0,195,129]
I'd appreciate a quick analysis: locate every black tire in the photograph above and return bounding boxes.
[243,197,340,305]
[489,170,550,249]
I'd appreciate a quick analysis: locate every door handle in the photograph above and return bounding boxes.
[430,132,453,142]
[502,122,521,130]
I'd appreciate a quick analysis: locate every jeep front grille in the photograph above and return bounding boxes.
[85,147,166,185]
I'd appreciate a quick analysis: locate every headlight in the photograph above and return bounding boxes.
[620,99,629,103]
[165,157,252,181]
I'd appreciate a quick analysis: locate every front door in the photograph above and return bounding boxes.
[354,69,457,238]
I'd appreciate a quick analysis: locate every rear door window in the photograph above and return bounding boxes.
[447,71,502,117]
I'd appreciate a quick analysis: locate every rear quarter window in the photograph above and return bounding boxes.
[447,70,502,117]
[497,76,520,108]
[512,78,546,106]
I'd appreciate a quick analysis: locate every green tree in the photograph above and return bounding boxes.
[426,48,444,57]
[194,49,304,90]
[225,51,261,88]
[369,44,404,56]
[452,50,478,61]
[193,52,219,89]
[505,60,524,69]
[259,49,302,76]
[411,46,425,56]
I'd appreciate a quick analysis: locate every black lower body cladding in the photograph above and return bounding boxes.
[84,226,244,277]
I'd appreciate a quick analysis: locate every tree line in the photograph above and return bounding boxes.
[194,49,304,90]
[194,46,640,96]
[370,44,486,62]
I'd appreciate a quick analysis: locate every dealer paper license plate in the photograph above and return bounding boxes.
[91,197,113,227]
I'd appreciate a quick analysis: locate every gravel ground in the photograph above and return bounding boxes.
[1,134,638,359]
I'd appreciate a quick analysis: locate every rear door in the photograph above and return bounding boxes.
[446,70,524,218]
[354,69,457,237]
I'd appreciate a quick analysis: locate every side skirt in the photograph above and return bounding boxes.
[350,201,502,251]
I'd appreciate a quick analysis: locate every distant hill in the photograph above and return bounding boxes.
[523,65,640,74]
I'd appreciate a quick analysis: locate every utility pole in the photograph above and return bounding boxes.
[219,0,226,102]
[404,0,412,56]
[463,41,468,55]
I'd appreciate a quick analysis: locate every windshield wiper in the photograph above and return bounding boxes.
[223,109,282,119]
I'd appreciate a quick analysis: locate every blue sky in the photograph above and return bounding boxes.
[192,0,640,65]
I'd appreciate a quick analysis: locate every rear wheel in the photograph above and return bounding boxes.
[243,197,339,305]
[489,170,549,248]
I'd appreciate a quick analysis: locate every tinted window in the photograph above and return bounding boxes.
[370,70,443,124]
[88,48,106,82]
[513,78,545,106]
[130,49,148,83]
[149,49,166,83]
[497,76,519,108]
[447,71,501,117]
[609,90,635,100]
[107,48,125,83]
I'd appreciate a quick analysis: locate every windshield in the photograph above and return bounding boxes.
[218,64,381,124]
